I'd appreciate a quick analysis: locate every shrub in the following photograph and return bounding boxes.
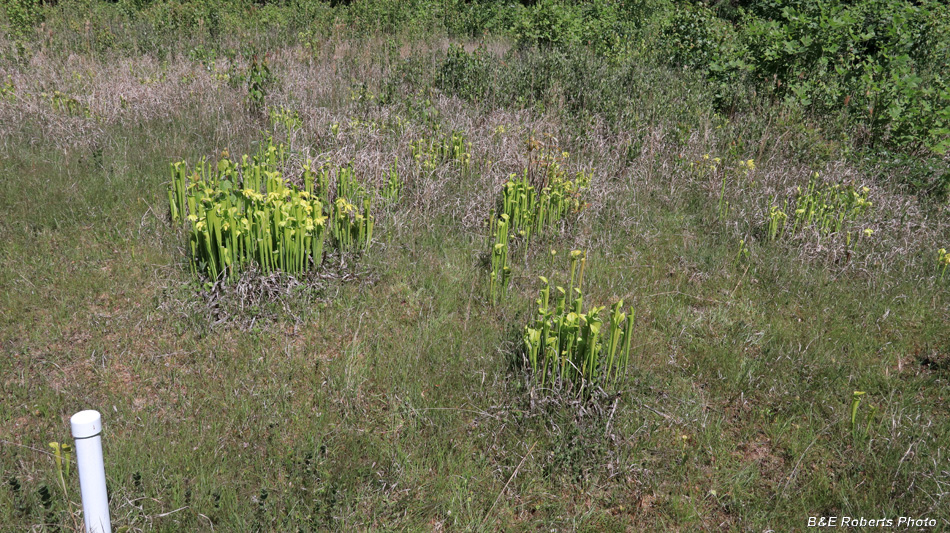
[4,0,43,38]
[509,0,583,47]
[736,0,950,151]
[245,55,275,112]
[437,43,490,103]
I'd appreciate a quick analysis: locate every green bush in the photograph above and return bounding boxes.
[246,56,275,112]
[136,0,223,35]
[510,0,583,47]
[658,3,728,72]
[437,43,490,103]
[4,0,43,38]
[227,55,277,112]
[505,0,645,53]
[343,0,436,35]
[734,0,950,152]
[656,2,748,103]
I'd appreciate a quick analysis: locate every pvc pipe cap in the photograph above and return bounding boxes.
[71,410,103,439]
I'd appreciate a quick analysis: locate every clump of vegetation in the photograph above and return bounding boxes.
[3,0,43,38]
[168,143,328,280]
[268,105,303,137]
[41,90,93,118]
[488,213,511,305]
[168,141,381,280]
[437,43,490,103]
[228,55,276,113]
[329,196,373,252]
[382,158,401,203]
[523,252,635,392]
[765,173,872,241]
[409,129,471,175]
[496,167,587,242]
[938,248,950,279]
[1,76,15,101]
[485,136,590,302]
[658,0,950,152]
[306,163,375,252]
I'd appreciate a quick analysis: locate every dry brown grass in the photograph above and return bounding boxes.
[6,33,941,277]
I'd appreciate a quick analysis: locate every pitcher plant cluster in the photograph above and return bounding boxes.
[690,153,755,221]
[766,173,872,241]
[938,248,950,279]
[494,167,590,242]
[0,76,14,102]
[268,105,303,137]
[41,90,94,118]
[486,139,591,304]
[488,213,512,305]
[168,141,377,280]
[523,252,635,391]
[315,163,374,252]
[409,129,472,175]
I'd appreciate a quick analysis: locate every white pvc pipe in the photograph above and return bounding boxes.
[70,410,112,533]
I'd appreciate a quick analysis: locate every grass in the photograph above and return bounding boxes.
[1,9,949,532]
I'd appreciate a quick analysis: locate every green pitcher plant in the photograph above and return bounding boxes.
[168,141,376,280]
[765,173,871,241]
[523,265,634,392]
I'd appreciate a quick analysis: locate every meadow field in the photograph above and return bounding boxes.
[1,0,949,530]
